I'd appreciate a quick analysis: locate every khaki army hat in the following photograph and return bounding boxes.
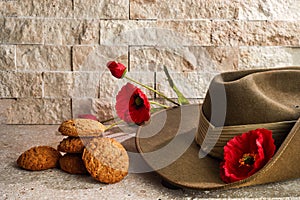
[136,67,300,189]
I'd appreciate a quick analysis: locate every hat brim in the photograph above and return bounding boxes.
[136,104,300,190]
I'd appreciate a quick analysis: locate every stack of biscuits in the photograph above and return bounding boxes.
[57,118,106,175]
[17,118,129,184]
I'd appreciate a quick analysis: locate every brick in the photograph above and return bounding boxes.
[242,21,300,46]
[6,98,71,124]
[16,45,71,71]
[72,98,95,119]
[212,21,300,46]
[157,20,211,46]
[1,0,73,17]
[99,72,127,99]
[99,71,154,99]
[73,45,128,71]
[91,98,115,121]
[130,46,192,72]
[130,0,186,19]
[101,20,211,46]
[239,47,300,69]
[72,98,115,122]
[0,71,42,98]
[239,0,300,20]
[126,72,155,98]
[0,1,18,17]
[240,21,266,46]
[290,48,300,66]
[44,19,99,45]
[0,45,15,71]
[0,99,15,124]
[44,72,114,98]
[130,46,238,72]
[74,0,129,19]
[40,0,73,17]
[43,72,74,98]
[156,72,216,99]
[0,18,43,44]
[20,0,73,17]
[73,72,102,98]
[100,20,157,46]
[192,46,238,72]
[212,21,242,46]
[263,21,300,46]
[130,0,239,20]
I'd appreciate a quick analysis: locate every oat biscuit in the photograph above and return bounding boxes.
[59,153,88,174]
[57,137,92,153]
[58,119,106,137]
[17,146,61,171]
[82,137,129,184]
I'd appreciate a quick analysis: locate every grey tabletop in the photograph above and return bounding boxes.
[0,125,299,199]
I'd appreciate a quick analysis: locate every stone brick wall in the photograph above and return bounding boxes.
[0,0,299,124]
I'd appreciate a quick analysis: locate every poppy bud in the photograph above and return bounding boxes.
[107,61,127,79]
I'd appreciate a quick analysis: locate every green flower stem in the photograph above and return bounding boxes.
[124,75,180,106]
[149,101,170,109]
[104,120,123,131]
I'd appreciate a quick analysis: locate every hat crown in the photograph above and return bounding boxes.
[203,67,300,127]
[197,67,300,159]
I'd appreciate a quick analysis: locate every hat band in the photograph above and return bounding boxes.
[195,107,296,160]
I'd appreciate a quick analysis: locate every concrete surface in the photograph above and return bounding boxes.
[0,125,299,199]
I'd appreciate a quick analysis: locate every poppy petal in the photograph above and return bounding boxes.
[220,128,276,183]
[115,83,151,125]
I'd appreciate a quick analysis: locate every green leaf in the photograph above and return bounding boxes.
[163,66,190,105]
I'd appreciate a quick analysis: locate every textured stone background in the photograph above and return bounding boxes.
[0,0,300,124]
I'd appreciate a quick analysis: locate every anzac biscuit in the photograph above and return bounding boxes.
[59,153,88,174]
[57,137,92,153]
[82,137,129,184]
[58,119,106,137]
[17,146,61,171]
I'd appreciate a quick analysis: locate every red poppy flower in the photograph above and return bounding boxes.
[220,128,276,183]
[107,61,127,79]
[115,83,150,125]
